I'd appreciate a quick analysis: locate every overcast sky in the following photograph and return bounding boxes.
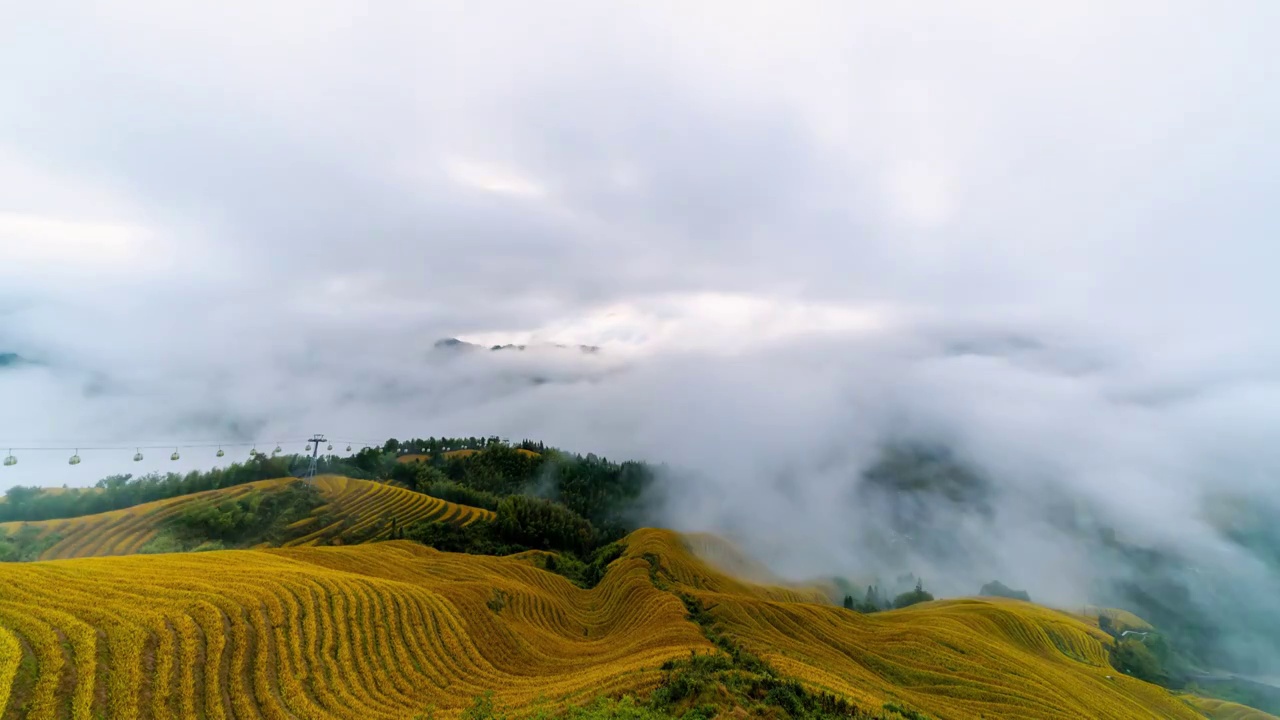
[4,0,1276,352]
[3,2,1280,630]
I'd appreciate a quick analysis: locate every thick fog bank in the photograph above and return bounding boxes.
[5,322,1278,671]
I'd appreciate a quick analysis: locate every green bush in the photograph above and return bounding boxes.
[487,589,509,614]
[461,692,507,720]
[402,520,524,556]
[420,480,501,511]
[978,580,1031,602]
[892,581,935,609]
[496,495,596,555]
[166,480,325,549]
[0,525,61,562]
[1111,637,1168,686]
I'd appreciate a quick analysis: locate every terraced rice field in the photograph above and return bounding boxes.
[0,476,493,561]
[634,529,1232,720]
[0,537,707,719]
[397,448,483,464]
[0,526,1251,719]
[1185,695,1279,720]
[282,475,492,547]
[1084,606,1154,632]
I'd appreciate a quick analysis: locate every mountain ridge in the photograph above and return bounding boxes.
[434,337,602,354]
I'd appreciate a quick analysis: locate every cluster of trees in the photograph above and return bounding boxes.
[843,580,935,613]
[378,442,658,545]
[540,454,656,540]
[402,490,600,559]
[0,524,60,562]
[418,478,501,511]
[1,437,658,569]
[401,518,625,589]
[168,481,326,547]
[1099,621,1174,687]
[0,454,296,523]
[437,444,545,495]
[494,495,597,555]
[382,436,547,456]
[373,439,656,587]
[312,438,658,588]
[0,437,563,525]
[978,580,1031,602]
[1093,532,1245,693]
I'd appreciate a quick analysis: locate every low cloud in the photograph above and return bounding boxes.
[2,0,1278,676]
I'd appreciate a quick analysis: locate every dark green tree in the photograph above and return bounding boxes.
[893,579,935,609]
[1099,614,1116,637]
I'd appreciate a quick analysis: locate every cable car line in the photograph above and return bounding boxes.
[0,435,383,468]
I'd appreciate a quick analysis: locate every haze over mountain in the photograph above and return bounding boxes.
[2,0,1278,684]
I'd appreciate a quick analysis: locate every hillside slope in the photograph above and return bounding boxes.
[0,527,1258,719]
[0,475,493,561]
[1187,695,1280,720]
[633,528,1233,720]
[0,537,707,719]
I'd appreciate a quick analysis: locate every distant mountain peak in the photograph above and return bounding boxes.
[434,338,600,354]
[433,338,472,349]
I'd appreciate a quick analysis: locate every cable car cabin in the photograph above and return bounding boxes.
[216,448,225,458]
[133,451,144,462]
[171,451,180,461]
[3,455,15,466]
[327,444,333,451]
[306,444,313,452]
[346,445,352,452]
[69,453,81,465]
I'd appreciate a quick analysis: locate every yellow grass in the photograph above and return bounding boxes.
[0,627,18,714]
[0,476,493,561]
[1184,695,1280,720]
[0,526,1253,719]
[638,528,1223,720]
[397,448,481,464]
[1079,606,1155,632]
[0,537,707,718]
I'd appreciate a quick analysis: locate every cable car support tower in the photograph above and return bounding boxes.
[303,434,327,483]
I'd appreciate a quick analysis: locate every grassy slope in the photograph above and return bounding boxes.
[0,535,707,719]
[0,475,494,560]
[636,528,1264,720]
[0,526,1264,719]
[1186,695,1280,720]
